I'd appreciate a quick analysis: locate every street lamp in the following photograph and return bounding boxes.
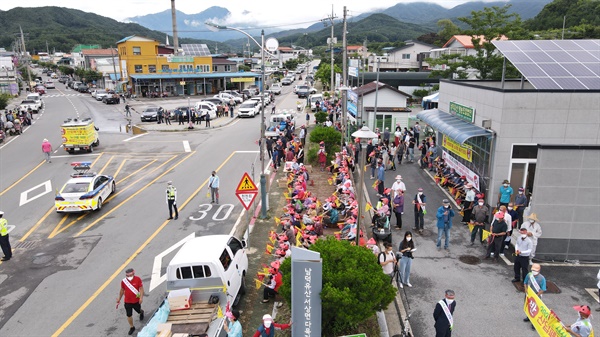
[206,22,275,219]
[351,126,378,246]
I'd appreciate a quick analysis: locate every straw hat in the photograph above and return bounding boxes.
[527,213,539,222]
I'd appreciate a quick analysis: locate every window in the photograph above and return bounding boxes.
[512,145,538,159]
[219,249,232,271]
[176,266,193,279]
[132,46,141,55]
[176,265,212,279]
[402,53,411,60]
[196,65,210,73]
[148,65,156,73]
[225,65,231,72]
[228,237,243,256]
[134,65,142,73]
[213,65,218,72]
[179,64,193,73]
[162,65,170,72]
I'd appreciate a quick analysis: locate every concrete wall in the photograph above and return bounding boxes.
[362,87,407,108]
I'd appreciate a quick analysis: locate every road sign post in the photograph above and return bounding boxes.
[235,172,258,210]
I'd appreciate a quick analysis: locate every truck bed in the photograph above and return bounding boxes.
[167,302,218,334]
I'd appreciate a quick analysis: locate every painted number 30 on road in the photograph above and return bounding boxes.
[189,203,235,221]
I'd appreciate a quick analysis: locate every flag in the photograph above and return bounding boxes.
[265,244,274,254]
[468,223,475,233]
[365,202,373,212]
[435,176,441,184]
[455,190,461,198]
[217,304,224,318]
[269,235,276,244]
[255,279,264,290]
[283,193,290,199]
[482,230,490,241]
[316,200,322,209]
[327,177,333,185]
[335,199,341,207]
[372,180,379,190]
[441,177,447,185]
[296,231,302,246]
[364,165,368,172]
[300,222,306,231]
[459,210,464,217]
[274,217,281,224]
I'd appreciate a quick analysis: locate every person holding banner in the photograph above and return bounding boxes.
[522,264,547,330]
[565,305,593,337]
[433,289,457,337]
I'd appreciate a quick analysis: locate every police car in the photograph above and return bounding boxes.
[55,162,116,213]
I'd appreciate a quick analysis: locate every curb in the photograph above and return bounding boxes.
[134,116,240,133]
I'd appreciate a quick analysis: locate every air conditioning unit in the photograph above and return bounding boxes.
[482,119,492,129]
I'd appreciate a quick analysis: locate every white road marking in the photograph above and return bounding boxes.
[123,133,147,142]
[149,232,196,292]
[6,225,15,234]
[182,140,191,153]
[52,153,101,159]
[20,180,53,206]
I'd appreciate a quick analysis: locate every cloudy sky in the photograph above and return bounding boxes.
[0,0,508,27]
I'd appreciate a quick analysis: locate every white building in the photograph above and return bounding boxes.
[355,81,412,132]
[368,40,434,72]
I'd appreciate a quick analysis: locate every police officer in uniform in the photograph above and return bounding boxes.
[166,181,178,220]
[0,211,12,261]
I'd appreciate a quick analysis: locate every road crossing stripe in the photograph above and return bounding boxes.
[182,140,191,152]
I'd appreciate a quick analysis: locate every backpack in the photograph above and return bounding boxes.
[378,252,386,265]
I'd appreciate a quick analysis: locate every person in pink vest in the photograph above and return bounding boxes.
[41,139,52,163]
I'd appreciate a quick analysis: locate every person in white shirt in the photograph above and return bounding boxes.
[379,242,397,281]
[522,213,542,261]
[391,175,406,199]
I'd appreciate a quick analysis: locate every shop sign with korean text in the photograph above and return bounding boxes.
[442,151,480,191]
[449,101,475,123]
[442,135,473,162]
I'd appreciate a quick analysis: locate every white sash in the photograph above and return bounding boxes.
[528,273,540,294]
[439,300,454,330]
[123,278,140,298]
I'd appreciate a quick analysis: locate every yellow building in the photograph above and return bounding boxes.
[116,35,259,97]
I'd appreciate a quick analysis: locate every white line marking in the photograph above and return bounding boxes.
[20,180,53,206]
[149,232,196,292]
[6,225,15,234]
[52,153,101,159]
[182,140,191,153]
[234,151,260,153]
[123,133,147,142]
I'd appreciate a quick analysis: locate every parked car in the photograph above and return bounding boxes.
[241,89,254,98]
[247,85,260,95]
[194,102,217,120]
[202,97,226,106]
[270,83,282,95]
[77,84,89,93]
[58,76,69,84]
[214,92,242,104]
[309,94,324,111]
[296,85,310,98]
[102,93,121,104]
[140,106,160,122]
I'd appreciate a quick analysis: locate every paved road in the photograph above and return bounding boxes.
[0,72,311,336]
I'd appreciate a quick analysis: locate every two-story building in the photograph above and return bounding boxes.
[117,35,260,97]
[354,81,412,132]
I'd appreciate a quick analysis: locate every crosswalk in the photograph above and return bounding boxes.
[43,94,88,98]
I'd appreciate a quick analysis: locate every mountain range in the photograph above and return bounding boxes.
[126,0,553,42]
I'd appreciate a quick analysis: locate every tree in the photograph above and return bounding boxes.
[427,53,468,79]
[458,5,524,79]
[284,58,299,70]
[314,63,342,91]
[278,239,396,336]
[437,19,460,45]
[0,93,12,110]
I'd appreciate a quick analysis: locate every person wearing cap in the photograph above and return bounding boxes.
[521,213,542,261]
[166,181,178,220]
[208,170,220,204]
[433,289,456,337]
[512,228,534,283]
[42,138,53,163]
[413,188,427,234]
[262,267,283,303]
[117,268,145,335]
[498,179,513,208]
[485,211,507,261]
[521,263,546,329]
[436,199,455,250]
[565,305,593,337]
[514,187,528,225]
[223,309,242,337]
[252,314,291,337]
[471,198,489,245]
[391,175,406,198]
[461,183,476,224]
[0,211,12,261]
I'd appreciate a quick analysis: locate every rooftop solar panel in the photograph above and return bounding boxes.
[493,39,600,90]
[181,44,211,56]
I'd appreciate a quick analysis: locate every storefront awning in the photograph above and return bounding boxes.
[417,109,491,144]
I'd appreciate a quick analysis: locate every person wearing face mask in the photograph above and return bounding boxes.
[470,199,489,245]
[497,179,513,208]
[433,289,457,337]
[412,188,427,234]
[522,263,546,330]
[485,212,507,261]
[565,305,593,337]
[223,309,242,337]
[391,175,406,198]
[514,187,528,225]
[398,231,416,288]
[461,183,476,224]
[521,213,542,262]
[436,199,455,250]
[512,228,533,283]
[208,170,220,204]
[252,314,291,337]
[499,204,517,256]
[117,268,145,335]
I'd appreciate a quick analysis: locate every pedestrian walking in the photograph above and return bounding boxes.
[223,309,242,337]
[433,289,456,337]
[470,200,488,245]
[398,231,415,288]
[412,188,426,233]
[436,199,455,250]
[485,212,508,261]
[0,211,12,261]
[125,104,131,117]
[379,242,397,282]
[116,268,145,335]
[565,305,593,337]
[205,111,211,127]
[42,138,53,163]
[166,181,178,220]
[251,314,291,337]
[393,190,404,229]
[208,171,220,204]
[512,228,533,283]
[522,213,542,261]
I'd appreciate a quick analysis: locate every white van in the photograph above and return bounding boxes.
[194,101,217,120]
[237,100,260,118]
[310,94,324,111]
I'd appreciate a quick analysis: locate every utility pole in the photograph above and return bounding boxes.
[341,6,348,147]
[170,0,180,55]
[321,6,337,93]
[111,46,119,90]
[20,26,32,92]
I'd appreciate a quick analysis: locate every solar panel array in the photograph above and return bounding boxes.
[181,44,211,56]
[492,40,600,90]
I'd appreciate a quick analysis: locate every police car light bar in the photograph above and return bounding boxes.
[70,162,92,167]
